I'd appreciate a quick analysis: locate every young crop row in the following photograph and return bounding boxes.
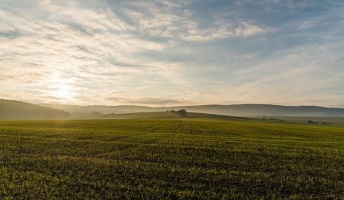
[0,119,343,199]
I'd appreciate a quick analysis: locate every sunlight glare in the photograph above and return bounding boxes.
[53,84,75,99]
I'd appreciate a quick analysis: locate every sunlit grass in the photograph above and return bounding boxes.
[0,118,343,199]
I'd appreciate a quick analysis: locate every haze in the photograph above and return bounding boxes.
[1,0,344,107]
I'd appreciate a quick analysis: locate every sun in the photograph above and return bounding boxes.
[49,73,78,101]
[53,84,75,99]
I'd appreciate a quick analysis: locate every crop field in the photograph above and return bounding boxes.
[0,118,344,199]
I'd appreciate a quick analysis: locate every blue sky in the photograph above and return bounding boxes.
[1,0,344,106]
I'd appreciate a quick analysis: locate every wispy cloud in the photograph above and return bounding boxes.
[107,97,187,106]
[0,0,343,106]
[121,1,275,41]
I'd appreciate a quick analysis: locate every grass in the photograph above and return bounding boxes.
[0,117,344,199]
[104,111,181,119]
[271,116,344,127]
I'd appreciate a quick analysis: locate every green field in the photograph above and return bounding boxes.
[1,116,344,199]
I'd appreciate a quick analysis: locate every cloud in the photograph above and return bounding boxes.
[107,97,185,106]
[0,0,172,102]
[234,22,272,37]
[129,98,185,105]
[0,0,343,107]
[122,1,274,41]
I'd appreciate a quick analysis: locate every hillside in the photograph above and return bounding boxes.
[0,99,70,120]
[103,111,180,119]
[48,105,159,118]
[170,104,344,117]
[100,111,249,120]
[49,104,344,118]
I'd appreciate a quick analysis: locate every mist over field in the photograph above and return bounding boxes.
[50,103,344,118]
[2,99,344,120]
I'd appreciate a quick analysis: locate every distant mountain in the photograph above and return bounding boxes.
[49,104,344,118]
[0,99,70,120]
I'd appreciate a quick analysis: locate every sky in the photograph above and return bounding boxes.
[1,0,344,107]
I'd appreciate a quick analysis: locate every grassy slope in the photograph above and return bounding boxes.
[0,99,70,120]
[0,118,344,199]
[105,111,181,119]
[271,116,344,127]
[186,112,250,120]
[100,111,251,120]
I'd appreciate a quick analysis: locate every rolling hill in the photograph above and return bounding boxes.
[170,104,344,117]
[3,99,343,119]
[100,111,249,120]
[49,104,344,118]
[0,99,70,120]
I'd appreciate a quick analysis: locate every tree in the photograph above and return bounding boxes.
[176,109,187,117]
[92,111,103,116]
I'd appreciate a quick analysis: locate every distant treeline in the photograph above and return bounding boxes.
[91,111,116,118]
[0,99,70,120]
[168,109,187,117]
